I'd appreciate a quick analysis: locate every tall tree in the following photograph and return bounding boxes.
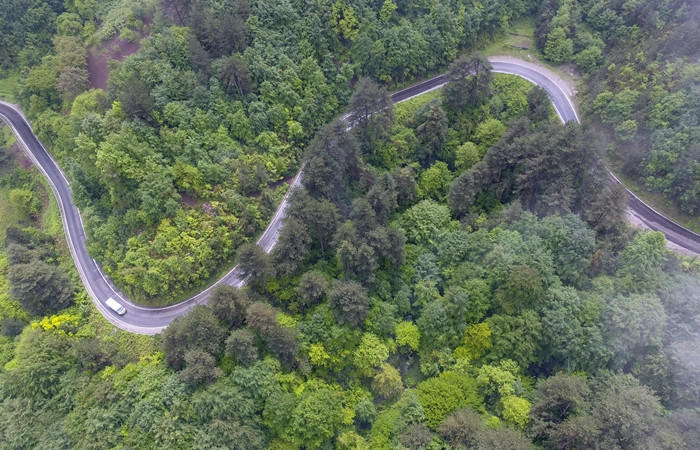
[329,280,370,327]
[346,77,394,160]
[162,305,227,370]
[225,328,259,367]
[8,259,73,316]
[209,285,250,328]
[442,53,493,113]
[237,243,274,288]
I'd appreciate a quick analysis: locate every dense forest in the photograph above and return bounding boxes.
[534,0,700,216]
[2,0,540,304]
[2,0,700,448]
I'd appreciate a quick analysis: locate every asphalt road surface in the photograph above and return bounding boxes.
[1,56,698,334]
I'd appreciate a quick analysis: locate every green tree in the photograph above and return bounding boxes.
[601,293,666,371]
[444,279,491,329]
[290,387,344,449]
[225,328,259,367]
[453,322,493,362]
[442,53,493,112]
[8,188,40,218]
[180,348,223,387]
[417,371,483,429]
[617,231,668,293]
[8,259,73,316]
[417,161,453,201]
[455,142,480,172]
[209,285,250,328]
[263,390,296,439]
[162,305,227,370]
[473,118,506,153]
[372,363,404,401]
[417,300,449,351]
[380,0,397,22]
[395,321,421,351]
[493,265,545,315]
[400,199,454,246]
[329,280,369,327]
[502,395,531,429]
[354,332,389,377]
[486,311,542,370]
[544,27,573,62]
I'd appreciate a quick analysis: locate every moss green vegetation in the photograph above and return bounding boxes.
[534,0,700,227]
[0,72,19,103]
[0,188,20,241]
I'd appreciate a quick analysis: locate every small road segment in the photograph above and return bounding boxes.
[1,56,698,334]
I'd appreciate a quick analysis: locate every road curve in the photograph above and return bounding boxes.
[1,56,698,334]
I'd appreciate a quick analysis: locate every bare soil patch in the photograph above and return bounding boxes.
[86,16,152,91]
[180,192,198,207]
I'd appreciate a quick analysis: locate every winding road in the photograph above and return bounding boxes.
[1,56,699,335]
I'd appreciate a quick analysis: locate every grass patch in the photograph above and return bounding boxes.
[0,187,20,242]
[0,72,19,102]
[478,18,581,90]
[610,167,700,234]
[40,178,63,237]
[479,18,538,58]
[395,89,442,125]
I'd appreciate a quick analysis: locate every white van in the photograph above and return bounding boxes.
[105,297,126,315]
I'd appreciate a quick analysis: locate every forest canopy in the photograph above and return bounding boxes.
[2,0,700,448]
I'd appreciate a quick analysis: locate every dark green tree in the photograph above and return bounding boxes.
[298,271,329,309]
[398,423,434,449]
[529,373,591,447]
[119,76,154,124]
[329,280,370,327]
[237,243,274,288]
[180,349,223,387]
[438,408,484,449]
[442,53,493,112]
[415,103,447,163]
[8,259,73,316]
[266,326,299,370]
[272,217,311,276]
[216,55,252,99]
[346,77,395,160]
[225,328,259,367]
[474,426,533,450]
[209,285,250,328]
[162,305,227,370]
